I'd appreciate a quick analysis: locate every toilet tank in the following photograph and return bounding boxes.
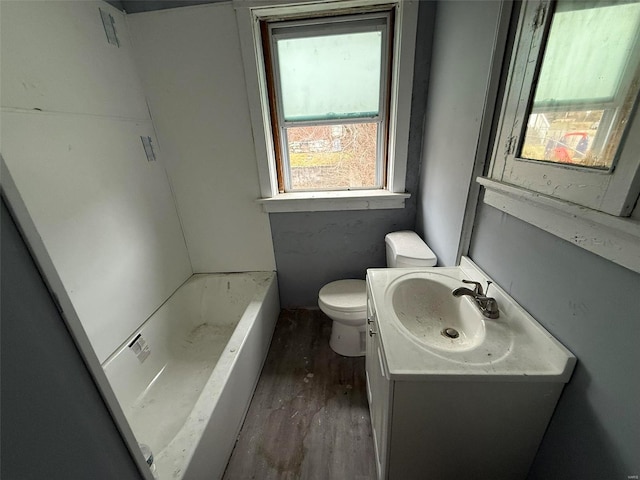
[385,231,437,268]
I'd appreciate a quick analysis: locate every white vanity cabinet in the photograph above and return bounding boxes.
[364,268,573,480]
[365,293,392,478]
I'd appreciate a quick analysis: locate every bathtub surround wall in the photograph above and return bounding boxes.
[417,1,640,477]
[0,0,193,363]
[126,3,276,273]
[270,1,437,307]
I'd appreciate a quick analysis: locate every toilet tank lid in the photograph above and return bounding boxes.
[385,231,437,263]
[318,279,367,313]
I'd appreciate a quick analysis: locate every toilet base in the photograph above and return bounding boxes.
[329,321,366,357]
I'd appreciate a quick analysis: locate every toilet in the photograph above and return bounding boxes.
[318,231,437,357]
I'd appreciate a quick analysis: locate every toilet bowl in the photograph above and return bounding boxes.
[318,279,368,357]
[318,231,437,357]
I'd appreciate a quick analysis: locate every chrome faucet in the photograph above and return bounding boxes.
[452,280,500,319]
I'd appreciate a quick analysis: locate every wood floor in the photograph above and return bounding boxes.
[222,309,376,480]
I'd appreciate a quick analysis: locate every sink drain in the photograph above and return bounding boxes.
[441,327,460,339]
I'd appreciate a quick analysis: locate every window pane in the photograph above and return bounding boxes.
[522,110,606,166]
[286,123,378,190]
[534,2,640,105]
[276,32,382,121]
[520,1,640,169]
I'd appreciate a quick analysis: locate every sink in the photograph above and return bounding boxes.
[367,259,576,379]
[384,270,514,364]
[389,274,486,352]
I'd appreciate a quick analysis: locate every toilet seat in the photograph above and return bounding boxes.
[318,279,366,315]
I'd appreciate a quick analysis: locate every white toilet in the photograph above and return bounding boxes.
[318,231,437,357]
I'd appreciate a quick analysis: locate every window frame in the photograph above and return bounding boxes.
[487,0,640,217]
[266,13,392,193]
[234,0,417,212]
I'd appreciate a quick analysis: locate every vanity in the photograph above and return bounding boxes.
[365,258,576,480]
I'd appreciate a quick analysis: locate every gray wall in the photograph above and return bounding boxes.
[470,203,640,479]
[270,209,414,307]
[415,0,504,267]
[0,199,143,480]
[270,2,436,307]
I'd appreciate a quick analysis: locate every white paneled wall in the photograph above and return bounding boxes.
[1,0,192,363]
[127,3,276,272]
[1,0,149,119]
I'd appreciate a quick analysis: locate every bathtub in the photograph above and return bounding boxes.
[103,272,279,480]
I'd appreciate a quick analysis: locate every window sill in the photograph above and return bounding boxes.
[477,177,640,274]
[257,189,410,213]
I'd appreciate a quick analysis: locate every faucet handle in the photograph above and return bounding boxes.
[462,279,483,295]
[482,297,500,319]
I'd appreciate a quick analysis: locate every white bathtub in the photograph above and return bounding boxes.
[103,272,279,480]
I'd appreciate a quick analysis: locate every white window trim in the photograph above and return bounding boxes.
[479,0,640,274]
[478,177,640,274]
[234,0,418,212]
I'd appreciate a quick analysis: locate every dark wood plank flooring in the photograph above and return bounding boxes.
[222,309,376,480]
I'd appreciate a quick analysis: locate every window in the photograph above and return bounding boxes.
[235,0,418,212]
[488,0,640,216]
[481,0,640,273]
[520,1,640,171]
[265,14,390,192]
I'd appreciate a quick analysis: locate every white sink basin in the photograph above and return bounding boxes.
[389,274,486,352]
[366,258,576,380]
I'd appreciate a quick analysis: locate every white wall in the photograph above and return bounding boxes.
[127,3,276,273]
[1,0,192,363]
